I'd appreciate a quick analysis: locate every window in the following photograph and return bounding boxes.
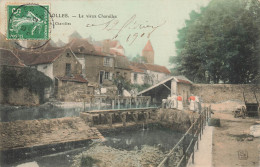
[99,71,104,84]
[65,63,71,76]
[104,57,110,66]
[105,72,109,79]
[134,73,137,82]
[66,52,70,57]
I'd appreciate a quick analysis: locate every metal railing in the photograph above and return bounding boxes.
[157,106,212,167]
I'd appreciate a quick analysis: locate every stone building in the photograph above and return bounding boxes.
[17,47,89,101]
[114,55,131,82]
[0,48,40,105]
[130,62,171,85]
[70,38,131,87]
[129,65,146,85]
[69,39,115,87]
[138,76,192,106]
[142,40,154,64]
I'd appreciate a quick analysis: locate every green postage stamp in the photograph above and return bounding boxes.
[7,4,49,40]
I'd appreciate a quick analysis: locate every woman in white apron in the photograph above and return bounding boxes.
[177,95,183,110]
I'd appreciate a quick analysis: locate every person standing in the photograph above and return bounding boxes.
[172,93,178,109]
[177,95,183,110]
[188,94,196,111]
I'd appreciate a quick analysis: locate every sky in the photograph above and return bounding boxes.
[0,0,210,68]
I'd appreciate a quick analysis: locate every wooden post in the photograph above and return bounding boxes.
[200,115,202,140]
[130,98,132,108]
[209,105,212,118]
[144,112,148,124]
[118,99,120,109]
[120,113,127,127]
[132,112,138,123]
[206,107,208,121]
[98,98,101,110]
[112,100,115,109]
[83,101,85,112]
[192,147,195,164]
[183,135,187,165]
[106,113,113,128]
[99,114,102,124]
[146,98,149,108]
[192,116,195,164]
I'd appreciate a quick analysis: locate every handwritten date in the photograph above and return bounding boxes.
[86,15,166,45]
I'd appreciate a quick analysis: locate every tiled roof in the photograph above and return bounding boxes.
[143,40,154,52]
[129,65,145,73]
[56,75,88,83]
[0,48,24,66]
[130,62,170,74]
[175,76,192,84]
[17,48,67,65]
[110,48,124,56]
[143,63,171,74]
[69,39,108,56]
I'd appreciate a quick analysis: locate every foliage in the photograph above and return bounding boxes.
[131,83,151,92]
[113,75,131,95]
[0,66,53,103]
[170,0,260,83]
[80,156,99,167]
[131,54,147,63]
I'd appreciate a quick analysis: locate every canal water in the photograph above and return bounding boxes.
[5,124,184,167]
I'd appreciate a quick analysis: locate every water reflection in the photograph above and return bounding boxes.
[8,124,184,167]
[103,124,183,152]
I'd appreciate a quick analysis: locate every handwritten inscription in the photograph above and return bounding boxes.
[86,15,166,45]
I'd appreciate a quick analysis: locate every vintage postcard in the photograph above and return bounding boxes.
[0,0,259,167]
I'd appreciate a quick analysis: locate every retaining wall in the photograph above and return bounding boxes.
[192,84,260,103]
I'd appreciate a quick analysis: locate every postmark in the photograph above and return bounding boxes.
[7,4,49,40]
[238,150,248,160]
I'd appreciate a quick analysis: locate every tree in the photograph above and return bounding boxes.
[131,54,147,63]
[0,66,53,103]
[170,0,260,84]
[113,75,131,95]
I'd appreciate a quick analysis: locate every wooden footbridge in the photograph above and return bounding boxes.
[80,107,158,127]
[80,95,159,127]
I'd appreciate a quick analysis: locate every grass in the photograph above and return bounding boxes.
[81,156,100,167]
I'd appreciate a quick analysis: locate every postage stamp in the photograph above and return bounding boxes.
[7,4,49,40]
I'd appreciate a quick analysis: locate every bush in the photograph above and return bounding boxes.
[81,156,99,167]
[0,66,53,103]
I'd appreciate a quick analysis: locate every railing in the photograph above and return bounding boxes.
[82,95,154,112]
[157,106,212,167]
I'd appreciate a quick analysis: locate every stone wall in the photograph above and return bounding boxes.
[84,55,114,86]
[177,83,191,105]
[56,80,90,102]
[0,117,102,151]
[157,109,197,132]
[0,66,40,106]
[192,84,260,103]
[0,87,39,106]
[53,49,82,77]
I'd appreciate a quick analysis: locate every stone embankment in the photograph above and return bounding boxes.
[72,144,165,167]
[157,108,198,132]
[0,117,102,151]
